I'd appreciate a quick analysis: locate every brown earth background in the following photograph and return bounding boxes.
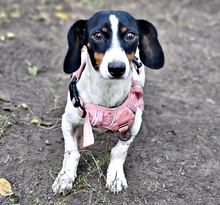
[0,0,220,204]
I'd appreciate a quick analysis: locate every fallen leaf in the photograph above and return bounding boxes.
[0,8,8,22]
[31,118,42,125]
[28,65,38,76]
[0,178,13,196]
[6,32,15,39]
[54,12,71,20]
[10,4,21,18]
[0,90,10,102]
[31,118,52,127]
[29,12,51,24]
[20,103,29,109]
[54,5,64,11]
[40,121,53,127]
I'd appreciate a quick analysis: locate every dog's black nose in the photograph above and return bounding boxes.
[108,61,126,78]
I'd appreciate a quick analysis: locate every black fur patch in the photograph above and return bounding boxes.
[63,10,164,73]
[85,11,140,68]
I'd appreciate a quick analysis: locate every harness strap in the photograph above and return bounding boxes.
[81,112,94,147]
[69,49,87,108]
[78,80,144,148]
[69,53,144,149]
[69,58,86,116]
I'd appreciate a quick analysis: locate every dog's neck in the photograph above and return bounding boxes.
[77,56,132,108]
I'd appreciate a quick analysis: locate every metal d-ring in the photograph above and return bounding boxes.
[116,129,132,141]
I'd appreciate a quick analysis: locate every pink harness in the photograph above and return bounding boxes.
[70,57,144,148]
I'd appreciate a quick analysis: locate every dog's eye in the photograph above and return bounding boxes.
[93,32,104,41]
[125,32,135,41]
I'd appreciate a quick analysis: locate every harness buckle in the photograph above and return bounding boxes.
[117,129,132,141]
[132,56,142,74]
[117,123,132,141]
[69,76,81,107]
[79,105,87,118]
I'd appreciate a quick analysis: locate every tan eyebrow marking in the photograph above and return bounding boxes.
[120,26,127,33]
[102,27,108,32]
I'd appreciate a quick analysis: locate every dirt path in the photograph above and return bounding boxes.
[0,0,220,204]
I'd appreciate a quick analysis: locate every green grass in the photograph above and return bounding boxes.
[0,115,10,136]
[0,6,8,23]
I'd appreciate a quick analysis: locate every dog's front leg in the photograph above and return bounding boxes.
[106,108,143,193]
[52,113,81,195]
[106,136,134,193]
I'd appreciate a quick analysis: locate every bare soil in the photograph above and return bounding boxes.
[0,0,220,204]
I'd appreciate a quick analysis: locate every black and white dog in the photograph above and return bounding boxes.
[52,10,164,195]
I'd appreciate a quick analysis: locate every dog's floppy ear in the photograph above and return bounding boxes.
[64,20,87,74]
[138,20,164,69]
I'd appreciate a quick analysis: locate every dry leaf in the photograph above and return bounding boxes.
[29,11,51,24]
[10,4,21,18]
[20,103,29,109]
[6,32,15,39]
[0,178,13,196]
[0,90,11,102]
[31,118,42,125]
[40,121,53,127]
[28,65,38,76]
[54,12,71,20]
[25,60,39,76]
[31,118,52,127]
[54,5,64,11]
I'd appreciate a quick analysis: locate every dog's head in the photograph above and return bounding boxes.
[63,11,164,79]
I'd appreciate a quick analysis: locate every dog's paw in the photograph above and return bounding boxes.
[106,166,128,193]
[52,169,76,195]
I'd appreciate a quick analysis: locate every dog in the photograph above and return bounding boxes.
[52,10,164,195]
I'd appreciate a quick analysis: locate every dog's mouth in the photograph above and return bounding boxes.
[100,74,125,80]
[108,76,125,80]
